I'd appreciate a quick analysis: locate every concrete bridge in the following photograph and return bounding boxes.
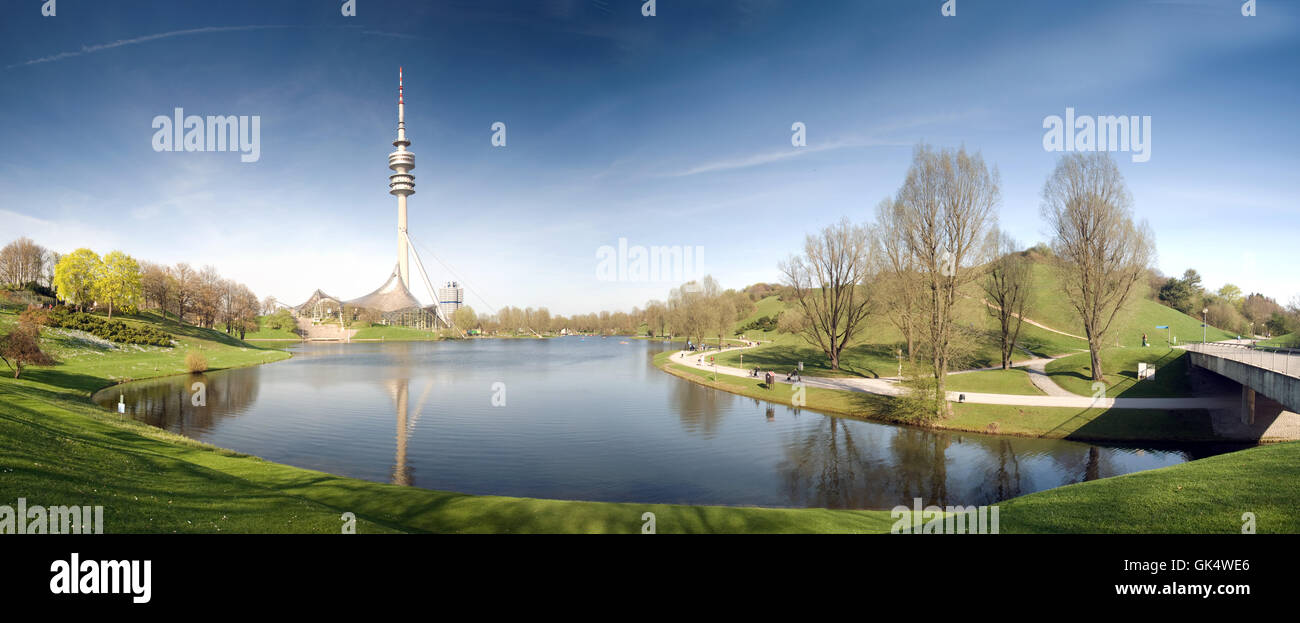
[1184,343,1300,426]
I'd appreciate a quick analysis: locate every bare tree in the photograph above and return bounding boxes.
[895,144,999,418]
[873,197,921,362]
[41,251,60,289]
[194,265,224,328]
[712,292,736,349]
[140,261,173,312]
[0,237,48,287]
[982,229,1034,369]
[172,263,196,324]
[1041,153,1154,381]
[779,217,875,371]
[219,278,239,333]
[668,276,720,346]
[234,284,260,340]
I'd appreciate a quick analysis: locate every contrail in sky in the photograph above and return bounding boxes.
[6,25,299,69]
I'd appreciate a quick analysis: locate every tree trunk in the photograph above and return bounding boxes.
[1089,343,1104,381]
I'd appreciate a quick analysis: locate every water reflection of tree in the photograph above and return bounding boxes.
[779,417,895,509]
[891,428,951,508]
[670,376,729,438]
[988,439,1023,502]
[111,368,260,436]
[1050,445,1112,485]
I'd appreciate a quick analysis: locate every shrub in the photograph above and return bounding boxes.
[737,315,779,334]
[185,350,208,373]
[44,306,173,346]
[881,371,948,424]
[263,309,298,332]
[0,309,55,378]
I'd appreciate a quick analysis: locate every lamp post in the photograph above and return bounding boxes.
[1202,308,1208,345]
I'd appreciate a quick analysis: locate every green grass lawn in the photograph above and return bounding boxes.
[241,315,301,340]
[1024,261,1235,347]
[997,440,1300,533]
[351,324,446,341]
[943,368,1045,396]
[1045,347,1197,398]
[1257,333,1298,348]
[716,282,1095,379]
[657,351,1217,441]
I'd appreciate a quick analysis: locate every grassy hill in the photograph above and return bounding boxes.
[1024,261,1234,347]
[1046,347,1197,398]
[240,314,301,340]
[717,256,1236,378]
[0,307,291,394]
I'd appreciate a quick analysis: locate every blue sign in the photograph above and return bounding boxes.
[1155,325,1169,329]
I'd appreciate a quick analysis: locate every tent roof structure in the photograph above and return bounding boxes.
[345,264,425,312]
[294,289,341,314]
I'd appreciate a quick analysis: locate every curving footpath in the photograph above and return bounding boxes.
[670,344,1237,411]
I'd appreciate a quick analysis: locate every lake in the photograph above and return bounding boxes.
[93,337,1239,509]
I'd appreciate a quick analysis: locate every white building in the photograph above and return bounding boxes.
[438,281,464,321]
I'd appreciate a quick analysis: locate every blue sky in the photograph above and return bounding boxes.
[1,0,1296,315]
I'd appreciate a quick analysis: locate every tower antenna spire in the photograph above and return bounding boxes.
[389,66,415,288]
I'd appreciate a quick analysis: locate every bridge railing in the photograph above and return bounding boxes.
[1184,343,1299,378]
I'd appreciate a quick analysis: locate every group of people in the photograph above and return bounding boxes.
[750,366,801,387]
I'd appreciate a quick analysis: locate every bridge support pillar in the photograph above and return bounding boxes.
[1240,385,1256,425]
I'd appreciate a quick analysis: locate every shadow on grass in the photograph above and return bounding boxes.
[723,343,899,379]
[123,310,253,348]
[18,368,112,395]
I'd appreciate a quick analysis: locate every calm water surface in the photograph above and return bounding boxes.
[94,338,1240,509]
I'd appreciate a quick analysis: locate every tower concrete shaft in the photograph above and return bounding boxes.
[388,67,416,288]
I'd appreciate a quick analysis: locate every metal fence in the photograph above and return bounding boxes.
[1184,343,1299,378]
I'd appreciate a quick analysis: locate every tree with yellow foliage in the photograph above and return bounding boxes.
[94,250,143,319]
[53,248,101,312]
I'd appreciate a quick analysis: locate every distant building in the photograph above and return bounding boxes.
[438,281,464,322]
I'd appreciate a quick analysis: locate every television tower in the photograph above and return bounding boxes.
[389,67,416,288]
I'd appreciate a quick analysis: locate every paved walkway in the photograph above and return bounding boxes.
[977,297,1088,341]
[1022,357,1079,398]
[671,343,1237,411]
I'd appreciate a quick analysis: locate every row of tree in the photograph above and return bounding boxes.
[0,237,268,341]
[1157,268,1298,336]
[138,261,262,337]
[447,284,758,341]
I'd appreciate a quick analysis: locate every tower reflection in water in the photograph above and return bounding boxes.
[387,376,435,487]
